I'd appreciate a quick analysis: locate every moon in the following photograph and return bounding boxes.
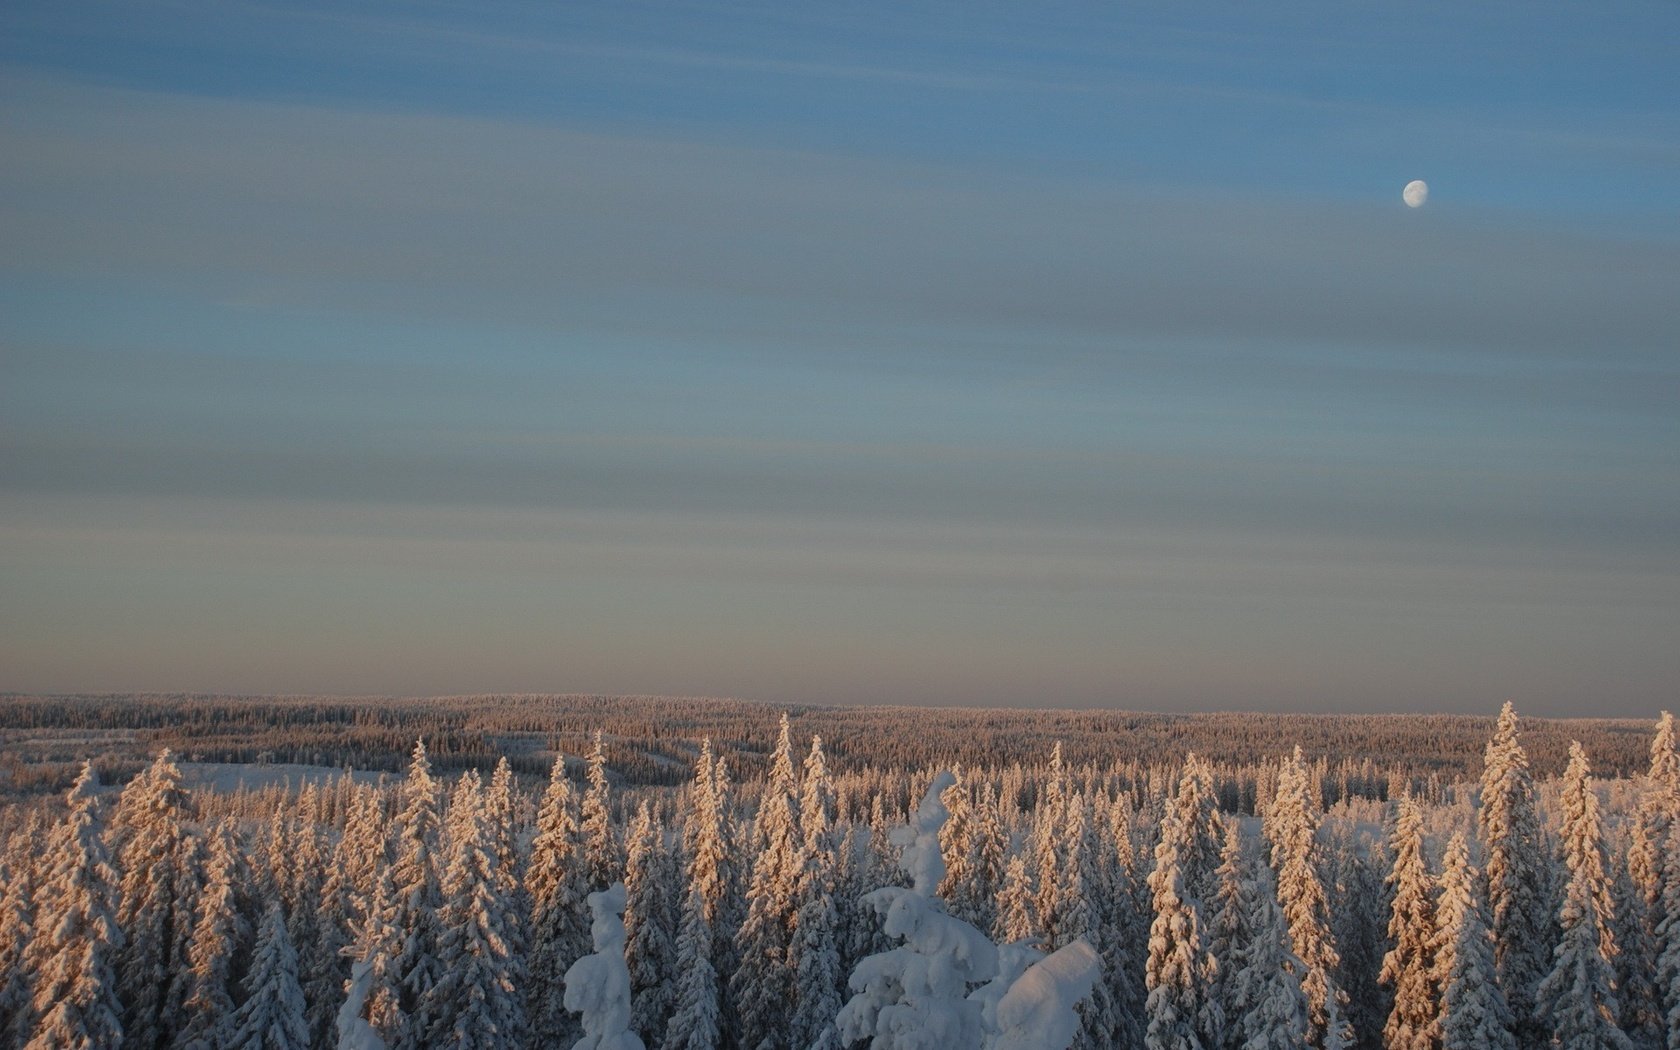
[1403,179,1429,208]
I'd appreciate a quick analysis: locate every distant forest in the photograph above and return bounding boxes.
[0,692,1653,800]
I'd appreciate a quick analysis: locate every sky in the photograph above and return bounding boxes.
[1,0,1677,715]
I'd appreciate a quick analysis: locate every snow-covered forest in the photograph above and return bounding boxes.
[2,699,1678,1049]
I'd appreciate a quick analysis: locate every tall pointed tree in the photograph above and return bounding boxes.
[666,738,737,1050]
[732,713,805,1050]
[527,752,591,1048]
[1478,702,1554,1044]
[790,733,845,1050]
[625,800,678,1048]
[179,818,255,1050]
[418,784,527,1049]
[387,739,444,1050]
[25,764,124,1050]
[1380,795,1439,1050]
[1146,761,1220,1050]
[1434,832,1515,1050]
[114,750,202,1050]
[582,731,621,892]
[1227,866,1312,1050]
[1536,741,1632,1050]
[223,903,309,1050]
[1267,746,1351,1050]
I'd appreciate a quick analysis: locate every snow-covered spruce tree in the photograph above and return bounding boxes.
[223,902,310,1050]
[1226,865,1311,1050]
[969,786,1007,935]
[1068,794,1120,1050]
[1034,743,1075,945]
[26,764,125,1050]
[341,857,406,1047]
[179,818,255,1050]
[1657,815,1680,1050]
[417,783,527,1049]
[1177,754,1226,911]
[284,790,341,1049]
[320,784,388,1026]
[1478,701,1555,1044]
[114,749,202,1050]
[1635,715,1680,937]
[1207,815,1256,1050]
[584,731,622,893]
[1327,825,1390,1050]
[1615,846,1664,1050]
[565,883,648,1050]
[1267,745,1351,1050]
[790,733,845,1050]
[529,752,592,1049]
[0,830,38,1048]
[1104,795,1149,1049]
[1536,741,1632,1050]
[938,767,985,927]
[486,756,523,899]
[1380,795,1439,1050]
[733,713,805,1050]
[387,739,444,1050]
[994,852,1038,947]
[1145,763,1220,1050]
[665,738,737,1050]
[1625,714,1680,1050]
[1433,831,1515,1050]
[625,801,677,1049]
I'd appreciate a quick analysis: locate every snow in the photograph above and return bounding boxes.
[988,940,1102,1050]
[335,959,387,1050]
[564,883,647,1050]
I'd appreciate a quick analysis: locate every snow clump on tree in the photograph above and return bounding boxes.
[565,882,648,1050]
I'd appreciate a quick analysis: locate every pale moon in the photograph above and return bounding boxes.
[1403,179,1429,208]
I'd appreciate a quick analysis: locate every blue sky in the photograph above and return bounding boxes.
[2,0,1676,713]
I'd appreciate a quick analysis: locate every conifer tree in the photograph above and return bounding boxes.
[938,767,984,926]
[26,764,124,1050]
[344,857,406,1046]
[1227,867,1312,1050]
[583,731,622,892]
[732,713,804,1050]
[528,752,591,1049]
[418,785,527,1049]
[179,818,255,1050]
[387,739,444,1050]
[224,902,310,1050]
[1434,832,1515,1050]
[0,832,37,1048]
[790,733,844,1050]
[1146,765,1220,1050]
[115,749,202,1050]
[1035,742,1073,942]
[625,801,677,1048]
[995,852,1038,947]
[1655,815,1680,1050]
[665,739,736,1050]
[1268,746,1351,1050]
[666,879,722,1050]
[1478,702,1554,1044]
[486,756,522,899]
[1380,796,1439,1050]
[1207,815,1255,1050]
[1327,826,1390,1050]
[1104,796,1149,1050]
[1537,741,1632,1050]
